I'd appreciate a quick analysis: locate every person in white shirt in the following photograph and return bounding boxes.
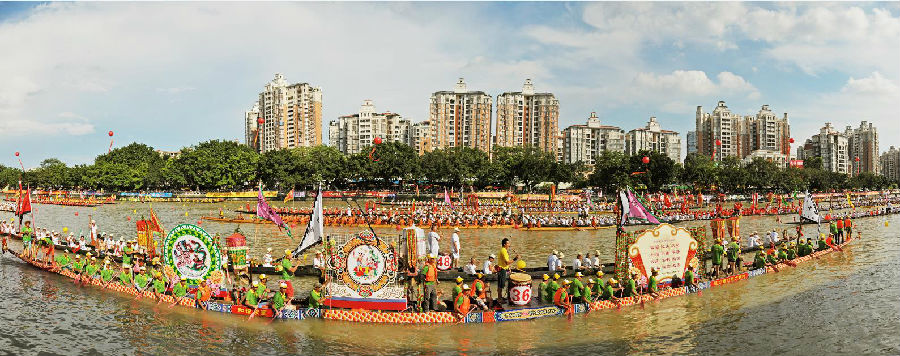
[450,228,461,268]
[573,254,584,271]
[770,229,779,244]
[463,257,477,275]
[482,254,495,275]
[312,251,325,269]
[582,253,592,269]
[547,250,560,272]
[748,232,761,248]
[263,248,274,267]
[592,250,601,269]
[428,226,441,257]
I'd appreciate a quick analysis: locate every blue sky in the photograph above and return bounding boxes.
[0,2,898,168]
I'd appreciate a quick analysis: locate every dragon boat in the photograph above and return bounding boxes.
[4,230,855,324]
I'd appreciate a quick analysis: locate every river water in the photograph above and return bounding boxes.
[1,201,898,355]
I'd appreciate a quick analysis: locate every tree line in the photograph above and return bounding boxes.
[0,140,895,194]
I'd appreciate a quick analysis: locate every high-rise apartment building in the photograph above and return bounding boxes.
[244,102,260,149]
[495,79,560,154]
[561,112,625,165]
[408,120,432,156]
[845,121,879,176]
[696,101,742,161]
[624,117,681,162]
[696,101,791,165]
[686,131,697,155]
[880,146,899,183]
[428,78,492,153]
[328,100,410,155]
[246,73,323,153]
[801,123,850,174]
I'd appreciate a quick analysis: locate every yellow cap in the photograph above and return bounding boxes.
[609,278,618,285]
[596,271,604,277]
[553,273,560,280]
[260,274,267,279]
[456,276,463,283]
[542,274,549,280]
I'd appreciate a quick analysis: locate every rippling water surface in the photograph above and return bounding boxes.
[1,202,898,355]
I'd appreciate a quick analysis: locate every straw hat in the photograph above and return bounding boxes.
[279,282,288,288]
[553,273,560,280]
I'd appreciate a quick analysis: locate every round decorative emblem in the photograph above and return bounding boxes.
[163,224,222,284]
[338,232,396,295]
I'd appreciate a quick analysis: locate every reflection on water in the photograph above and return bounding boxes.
[0,203,898,355]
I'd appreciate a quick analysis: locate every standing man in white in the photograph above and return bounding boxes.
[428,225,441,257]
[450,227,461,269]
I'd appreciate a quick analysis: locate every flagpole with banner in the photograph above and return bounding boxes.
[292,185,324,257]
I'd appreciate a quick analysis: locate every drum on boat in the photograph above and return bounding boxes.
[436,254,452,271]
[508,272,532,306]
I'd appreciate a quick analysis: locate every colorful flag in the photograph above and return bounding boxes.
[846,192,854,209]
[618,187,660,225]
[444,188,451,206]
[284,189,295,203]
[149,207,165,233]
[258,187,291,237]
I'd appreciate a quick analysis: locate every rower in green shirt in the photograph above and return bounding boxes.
[134,270,149,290]
[256,275,270,301]
[726,238,740,275]
[308,283,323,308]
[84,258,100,279]
[602,279,617,301]
[452,277,464,301]
[818,237,829,251]
[280,249,298,280]
[173,278,188,298]
[593,271,607,296]
[119,266,133,286]
[570,272,585,303]
[72,256,84,274]
[55,251,72,270]
[777,247,788,262]
[100,261,114,283]
[538,274,550,303]
[546,274,561,304]
[245,282,260,308]
[786,242,797,260]
[684,266,696,288]
[583,279,595,303]
[272,282,288,311]
[648,269,660,297]
[753,250,766,269]
[623,273,638,297]
[765,250,778,265]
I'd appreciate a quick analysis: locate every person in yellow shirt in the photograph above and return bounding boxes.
[496,238,519,302]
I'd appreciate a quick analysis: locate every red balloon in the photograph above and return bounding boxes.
[197,220,203,225]
[74,212,79,216]
[373,137,383,145]
[855,157,860,161]
[789,137,795,144]
[108,131,114,137]
[15,152,20,157]
[257,117,265,125]
[715,140,722,146]
[642,156,650,164]
[126,216,131,221]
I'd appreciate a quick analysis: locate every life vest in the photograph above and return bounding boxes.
[455,292,470,314]
[553,287,568,306]
[845,218,852,228]
[473,279,485,298]
[424,264,437,283]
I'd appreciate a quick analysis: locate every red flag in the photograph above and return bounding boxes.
[16,186,31,217]
[664,194,672,208]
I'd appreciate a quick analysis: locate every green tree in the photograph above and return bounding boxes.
[492,146,555,191]
[681,153,717,189]
[588,151,630,193]
[176,140,259,190]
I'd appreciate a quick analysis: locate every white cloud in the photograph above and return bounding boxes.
[841,72,900,97]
